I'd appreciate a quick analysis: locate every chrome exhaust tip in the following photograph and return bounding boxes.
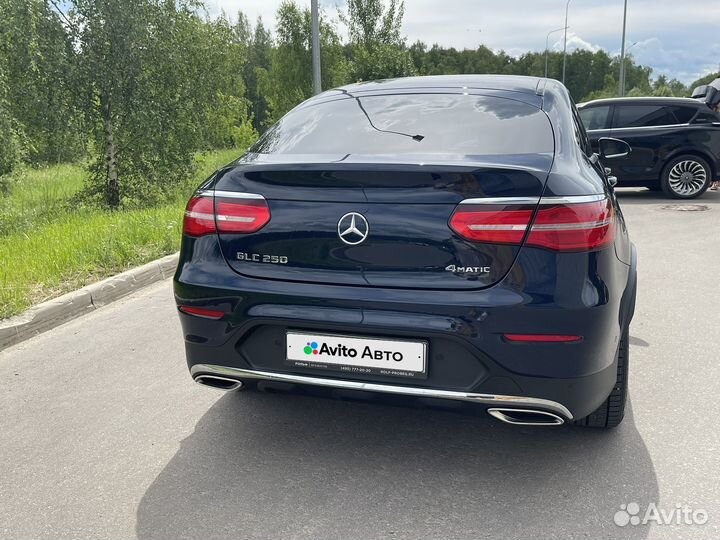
[194,375,243,392]
[487,408,565,426]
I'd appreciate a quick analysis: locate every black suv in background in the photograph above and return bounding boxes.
[578,97,720,198]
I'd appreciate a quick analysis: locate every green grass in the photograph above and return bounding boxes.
[0,148,242,319]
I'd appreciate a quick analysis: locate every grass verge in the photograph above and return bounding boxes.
[0,148,241,319]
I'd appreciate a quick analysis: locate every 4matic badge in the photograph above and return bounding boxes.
[445,264,491,274]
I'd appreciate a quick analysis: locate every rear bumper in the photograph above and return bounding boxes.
[190,363,574,419]
[181,317,619,422]
[175,226,639,421]
[175,240,634,421]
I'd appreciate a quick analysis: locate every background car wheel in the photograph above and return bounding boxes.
[661,155,712,199]
[574,329,629,428]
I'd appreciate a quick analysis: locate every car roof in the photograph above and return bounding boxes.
[301,75,558,110]
[333,74,546,95]
[579,96,701,108]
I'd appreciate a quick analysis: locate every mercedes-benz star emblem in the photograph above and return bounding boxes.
[337,212,369,246]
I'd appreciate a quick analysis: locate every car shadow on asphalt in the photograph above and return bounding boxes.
[136,390,658,540]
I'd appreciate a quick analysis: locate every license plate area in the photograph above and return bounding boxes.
[286,331,427,379]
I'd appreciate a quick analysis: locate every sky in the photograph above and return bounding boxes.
[204,0,720,85]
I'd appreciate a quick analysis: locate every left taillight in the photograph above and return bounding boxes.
[183,192,270,237]
[183,195,216,237]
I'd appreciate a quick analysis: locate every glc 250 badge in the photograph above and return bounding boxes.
[445,264,490,274]
[237,252,288,264]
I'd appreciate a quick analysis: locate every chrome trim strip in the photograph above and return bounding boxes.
[531,218,612,231]
[459,197,540,205]
[468,224,528,231]
[487,408,565,426]
[184,210,214,221]
[216,214,256,223]
[538,194,606,204]
[190,364,574,419]
[587,123,690,133]
[459,194,605,206]
[194,375,243,392]
[196,190,265,200]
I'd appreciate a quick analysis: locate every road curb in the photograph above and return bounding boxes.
[0,253,178,352]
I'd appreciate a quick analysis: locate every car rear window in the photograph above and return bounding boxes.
[250,93,554,155]
[693,110,720,124]
[579,105,611,130]
[668,106,698,124]
[613,104,675,128]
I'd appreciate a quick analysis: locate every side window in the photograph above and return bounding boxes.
[579,105,611,130]
[691,110,720,124]
[668,106,697,124]
[613,104,674,128]
[570,102,593,157]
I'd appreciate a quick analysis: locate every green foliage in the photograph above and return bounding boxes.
[0,0,694,194]
[0,0,84,165]
[404,44,667,103]
[0,0,712,318]
[341,0,414,82]
[262,1,349,124]
[0,148,241,319]
[0,94,22,180]
[241,16,273,131]
[689,72,720,90]
[652,74,687,97]
[0,163,85,236]
[68,0,256,208]
[653,85,673,97]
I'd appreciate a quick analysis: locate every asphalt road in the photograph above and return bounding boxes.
[1,189,719,540]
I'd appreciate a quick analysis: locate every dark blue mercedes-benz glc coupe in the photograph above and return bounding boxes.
[174,75,637,428]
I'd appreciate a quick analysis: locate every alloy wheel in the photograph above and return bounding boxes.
[667,160,708,197]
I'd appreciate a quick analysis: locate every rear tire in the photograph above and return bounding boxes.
[661,155,712,199]
[574,329,629,428]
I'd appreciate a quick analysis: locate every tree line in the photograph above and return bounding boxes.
[0,0,716,207]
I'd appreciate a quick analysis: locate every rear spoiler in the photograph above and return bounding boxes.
[691,77,720,108]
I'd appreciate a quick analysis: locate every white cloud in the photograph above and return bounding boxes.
[627,37,720,83]
[549,32,601,54]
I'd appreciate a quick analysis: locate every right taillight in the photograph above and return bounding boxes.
[183,191,270,237]
[526,198,615,252]
[449,196,615,252]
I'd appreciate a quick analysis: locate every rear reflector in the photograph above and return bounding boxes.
[503,334,583,343]
[449,197,615,252]
[183,192,270,237]
[178,306,226,319]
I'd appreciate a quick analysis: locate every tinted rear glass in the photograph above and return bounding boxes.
[251,93,554,155]
[668,105,698,124]
[579,105,611,130]
[693,110,720,124]
[613,104,674,128]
